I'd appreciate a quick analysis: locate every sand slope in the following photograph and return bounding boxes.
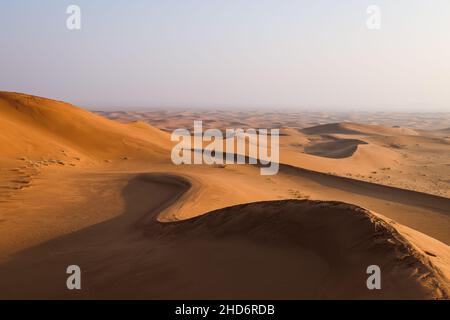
[0,173,447,299]
[0,92,170,162]
[301,122,419,136]
[303,138,368,159]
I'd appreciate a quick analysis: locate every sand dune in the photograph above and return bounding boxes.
[0,173,447,299]
[303,138,368,159]
[279,124,450,198]
[301,122,419,136]
[0,92,449,300]
[280,143,400,178]
[0,92,170,162]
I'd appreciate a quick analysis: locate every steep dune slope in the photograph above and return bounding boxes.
[303,138,368,158]
[0,92,170,162]
[156,199,449,299]
[0,173,447,299]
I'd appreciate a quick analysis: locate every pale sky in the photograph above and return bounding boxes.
[1,0,449,111]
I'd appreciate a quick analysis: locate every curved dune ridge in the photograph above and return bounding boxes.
[298,122,416,160]
[0,92,449,299]
[152,198,450,299]
[0,173,448,299]
[280,123,402,172]
[303,138,368,159]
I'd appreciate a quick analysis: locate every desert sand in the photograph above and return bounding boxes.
[0,91,449,299]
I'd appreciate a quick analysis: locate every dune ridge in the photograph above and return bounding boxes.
[0,92,449,300]
[0,92,170,162]
[303,138,368,159]
[301,122,419,136]
[0,172,448,299]
[152,199,450,299]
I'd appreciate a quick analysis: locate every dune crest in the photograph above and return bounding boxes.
[152,199,450,299]
[0,91,170,162]
[301,122,419,136]
[1,182,448,299]
[303,138,368,159]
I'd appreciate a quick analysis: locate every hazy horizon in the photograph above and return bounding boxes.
[89,104,450,113]
[1,0,449,112]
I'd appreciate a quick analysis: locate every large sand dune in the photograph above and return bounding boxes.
[0,92,170,162]
[0,173,448,299]
[0,92,449,299]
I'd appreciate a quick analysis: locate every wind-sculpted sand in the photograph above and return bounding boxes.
[303,138,368,159]
[0,173,448,299]
[0,91,449,299]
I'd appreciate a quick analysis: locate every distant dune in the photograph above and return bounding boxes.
[301,122,419,136]
[94,110,450,131]
[301,123,364,135]
[304,139,368,159]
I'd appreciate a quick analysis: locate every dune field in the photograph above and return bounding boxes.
[0,91,449,299]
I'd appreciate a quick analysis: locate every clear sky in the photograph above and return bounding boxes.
[1,0,449,111]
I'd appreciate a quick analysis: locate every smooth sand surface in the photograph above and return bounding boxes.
[0,91,449,299]
[0,174,448,299]
[303,138,368,159]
